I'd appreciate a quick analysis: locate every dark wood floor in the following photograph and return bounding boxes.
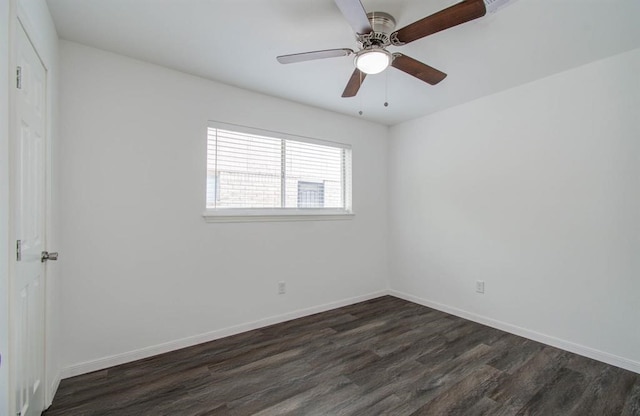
[45,296,640,415]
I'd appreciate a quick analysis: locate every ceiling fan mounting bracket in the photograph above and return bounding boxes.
[389,32,405,47]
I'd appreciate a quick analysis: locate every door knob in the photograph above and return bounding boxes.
[41,251,59,262]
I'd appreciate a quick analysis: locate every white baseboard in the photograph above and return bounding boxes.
[61,290,389,379]
[62,288,640,379]
[46,372,61,408]
[390,289,640,375]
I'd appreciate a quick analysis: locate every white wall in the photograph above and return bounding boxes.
[389,48,640,372]
[58,41,389,375]
[1,0,60,410]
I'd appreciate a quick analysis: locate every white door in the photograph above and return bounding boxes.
[13,22,47,416]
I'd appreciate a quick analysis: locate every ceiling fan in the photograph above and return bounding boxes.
[277,0,508,98]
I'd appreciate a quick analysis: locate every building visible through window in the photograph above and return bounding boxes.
[297,181,325,208]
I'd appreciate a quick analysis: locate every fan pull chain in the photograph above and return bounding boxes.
[358,70,364,116]
[384,69,389,107]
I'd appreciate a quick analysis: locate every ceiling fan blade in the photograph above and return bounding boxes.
[277,48,354,64]
[391,0,486,45]
[334,0,372,35]
[342,68,367,97]
[391,53,447,85]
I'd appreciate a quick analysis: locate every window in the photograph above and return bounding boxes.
[204,122,352,222]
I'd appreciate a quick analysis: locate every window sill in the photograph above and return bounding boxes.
[203,209,355,223]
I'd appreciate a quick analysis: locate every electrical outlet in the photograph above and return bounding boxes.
[476,280,485,294]
[278,281,286,295]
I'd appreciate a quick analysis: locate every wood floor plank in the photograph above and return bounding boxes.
[515,367,588,415]
[250,375,355,416]
[386,343,505,415]
[488,345,571,415]
[466,396,501,416]
[486,337,545,374]
[44,296,639,416]
[206,350,380,415]
[409,364,503,415]
[569,365,638,415]
[621,380,640,416]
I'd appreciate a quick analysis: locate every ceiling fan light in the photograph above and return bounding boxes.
[355,49,391,75]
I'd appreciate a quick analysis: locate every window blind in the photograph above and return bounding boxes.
[206,124,351,211]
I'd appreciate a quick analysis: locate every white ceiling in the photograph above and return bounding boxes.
[46,0,640,125]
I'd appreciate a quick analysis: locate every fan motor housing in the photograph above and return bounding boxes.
[359,11,396,48]
[367,12,396,33]
[483,0,516,13]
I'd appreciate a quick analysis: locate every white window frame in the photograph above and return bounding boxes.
[203,121,354,223]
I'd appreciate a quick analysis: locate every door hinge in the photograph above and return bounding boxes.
[16,66,22,89]
[16,240,21,261]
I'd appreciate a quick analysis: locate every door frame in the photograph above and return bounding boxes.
[7,0,54,412]
[0,0,12,414]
